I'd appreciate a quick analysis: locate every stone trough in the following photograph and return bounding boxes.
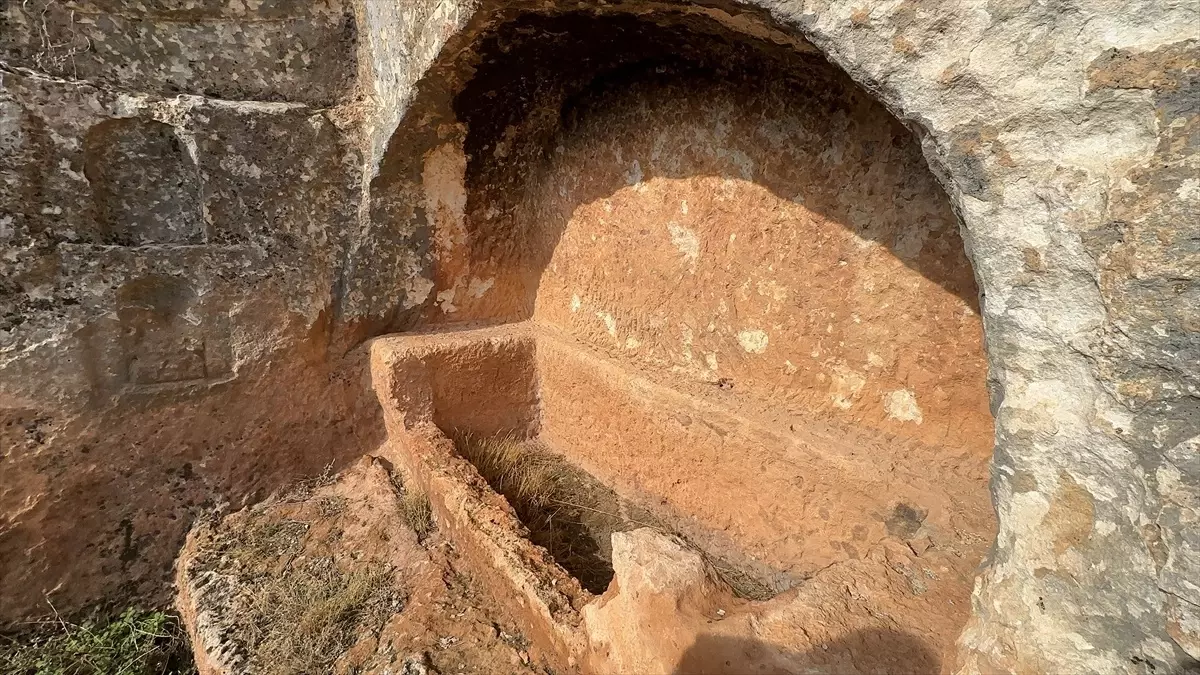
[368,321,994,673]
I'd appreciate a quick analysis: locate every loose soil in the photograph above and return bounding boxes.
[176,456,549,675]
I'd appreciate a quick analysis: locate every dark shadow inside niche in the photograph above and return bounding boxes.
[446,430,785,599]
[83,118,204,246]
[428,10,978,325]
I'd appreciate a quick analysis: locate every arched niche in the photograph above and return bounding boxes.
[369,7,995,670]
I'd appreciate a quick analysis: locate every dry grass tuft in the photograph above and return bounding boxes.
[190,502,403,675]
[400,488,434,541]
[244,558,401,675]
[707,559,777,601]
[456,434,563,510]
[226,517,308,573]
[316,496,347,518]
[452,433,636,593]
[282,461,338,503]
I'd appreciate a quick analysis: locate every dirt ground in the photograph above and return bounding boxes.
[175,456,550,675]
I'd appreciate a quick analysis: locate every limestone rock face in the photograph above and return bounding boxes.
[1,0,1196,673]
[0,52,384,620]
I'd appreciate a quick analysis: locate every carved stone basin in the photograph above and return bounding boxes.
[370,317,993,673]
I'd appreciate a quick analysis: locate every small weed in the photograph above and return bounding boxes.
[400,489,434,541]
[0,608,195,675]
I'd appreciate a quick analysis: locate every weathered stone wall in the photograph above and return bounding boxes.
[1,0,356,104]
[0,1,383,623]
[1,0,1196,673]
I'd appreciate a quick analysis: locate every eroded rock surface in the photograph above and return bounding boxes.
[1,0,1196,672]
[371,320,995,670]
[0,70,383,622]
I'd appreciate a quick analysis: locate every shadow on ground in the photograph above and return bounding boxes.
[673,628,940,675]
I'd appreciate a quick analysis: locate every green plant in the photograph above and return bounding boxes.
[0,608,195,675]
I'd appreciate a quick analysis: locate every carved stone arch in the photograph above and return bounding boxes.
[346,1,1199,671]
[358,5,996,671]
